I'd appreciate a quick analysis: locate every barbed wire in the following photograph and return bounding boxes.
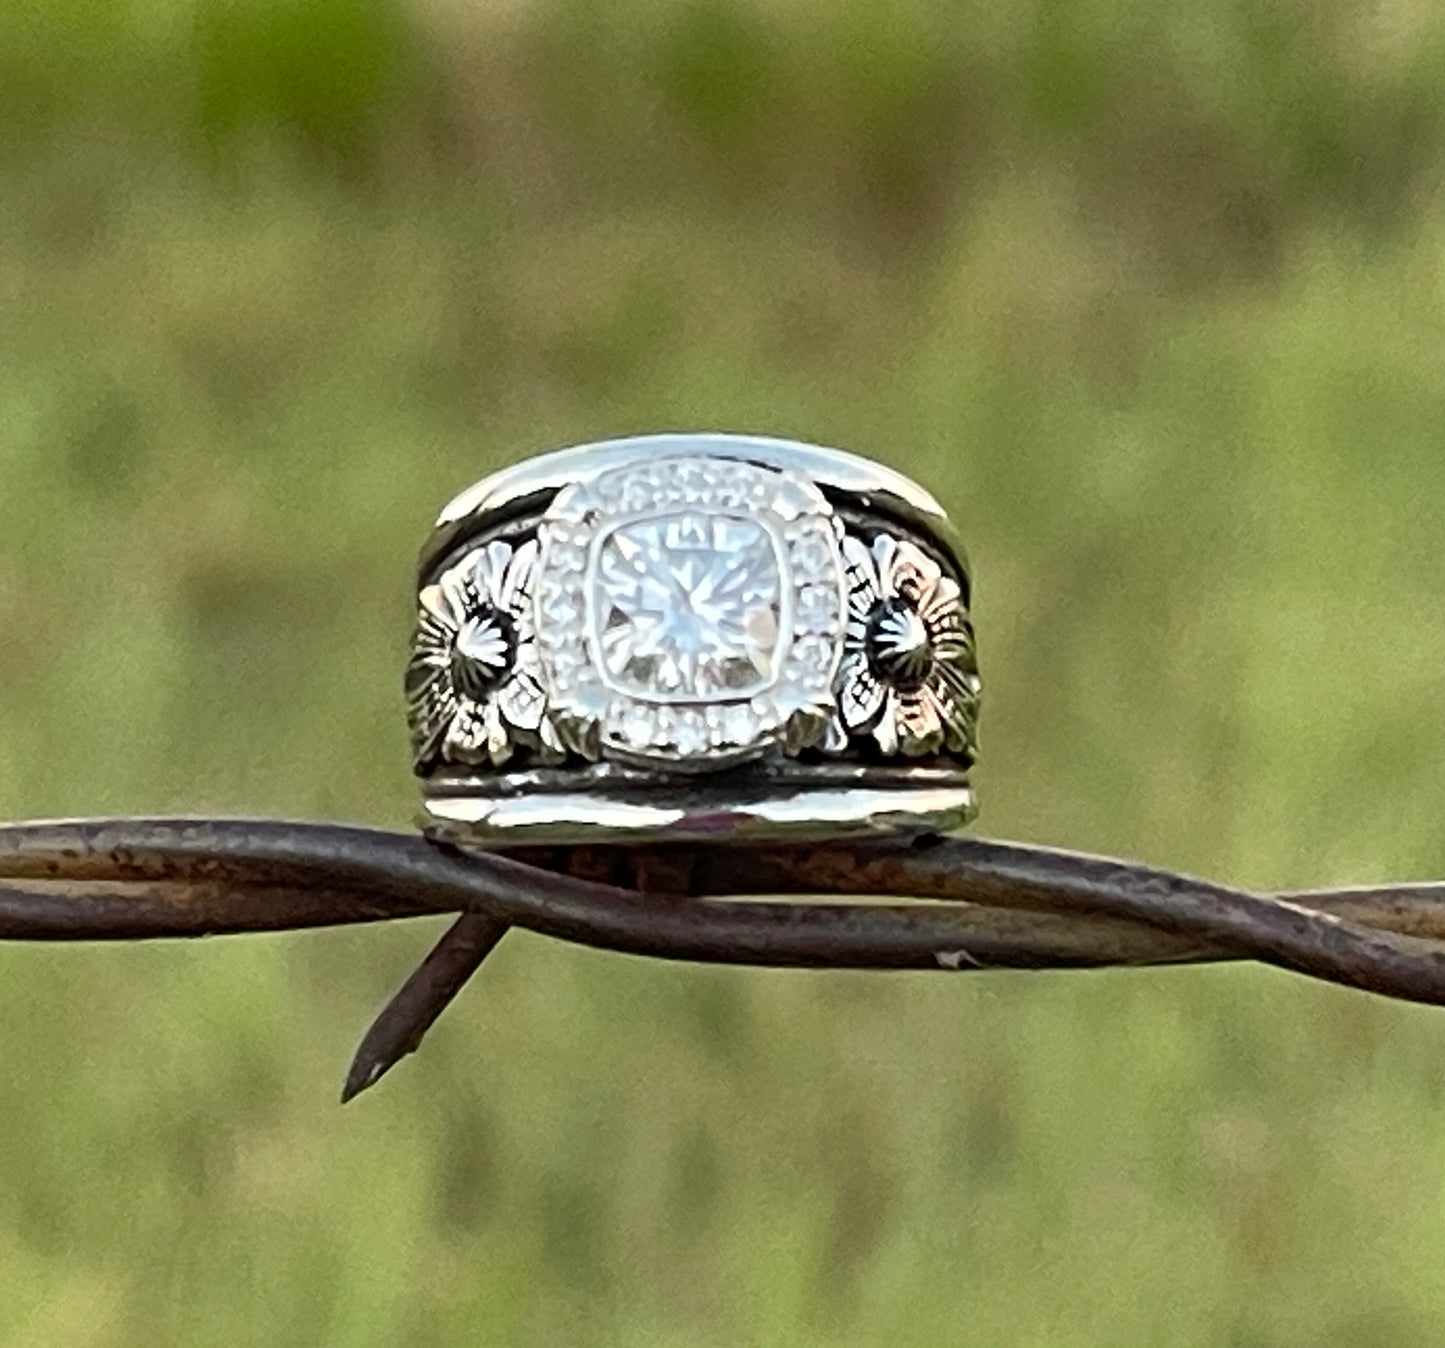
[0,817,1442,1101]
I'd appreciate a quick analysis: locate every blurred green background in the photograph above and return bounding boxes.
[4,0,1445,1342]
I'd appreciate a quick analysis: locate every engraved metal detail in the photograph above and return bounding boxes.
[836,533,979,759]
[407,539,561,769]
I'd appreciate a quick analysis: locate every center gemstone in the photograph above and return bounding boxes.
[591,512,783,699]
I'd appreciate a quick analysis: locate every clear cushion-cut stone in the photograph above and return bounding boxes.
[592,512,782,698]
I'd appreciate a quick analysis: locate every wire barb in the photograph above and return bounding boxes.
[1,817,1444,1100]
[342,911,509,1102]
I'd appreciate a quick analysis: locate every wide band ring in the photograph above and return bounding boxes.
[406,433,980,843]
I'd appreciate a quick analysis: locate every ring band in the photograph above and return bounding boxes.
[406,433,980,842]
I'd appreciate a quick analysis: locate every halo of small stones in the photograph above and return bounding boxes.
[533,457,847,764]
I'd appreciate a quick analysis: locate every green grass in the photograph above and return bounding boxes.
[5,0,1445,1342]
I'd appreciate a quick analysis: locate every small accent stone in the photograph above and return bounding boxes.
[791,532,833,579]
[723,703,758,744]
[675,711,707,756]
[622,703,656,748]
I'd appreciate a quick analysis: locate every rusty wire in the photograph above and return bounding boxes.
[1,816,1443,1101]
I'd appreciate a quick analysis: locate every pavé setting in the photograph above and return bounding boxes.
[409,433,978,842]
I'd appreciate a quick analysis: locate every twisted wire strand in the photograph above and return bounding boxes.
[1,817,1443,1099]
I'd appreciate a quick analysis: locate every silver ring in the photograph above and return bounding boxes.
[406,433,980,843]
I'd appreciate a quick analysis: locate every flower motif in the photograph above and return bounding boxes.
[406,538,560,769]
[835,533,979,758]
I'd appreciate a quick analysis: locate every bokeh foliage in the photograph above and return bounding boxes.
[5,0,1445,1342]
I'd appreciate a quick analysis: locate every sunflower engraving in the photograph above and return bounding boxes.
[835,533,979,758]
[406,539,560,770]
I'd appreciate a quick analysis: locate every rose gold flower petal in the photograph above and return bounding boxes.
[930,665,979,755]
[930,603,976,660]
[895,685,945,755]
[917,573,962,629]
[933,653,981,701]
[881,537,942,608]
